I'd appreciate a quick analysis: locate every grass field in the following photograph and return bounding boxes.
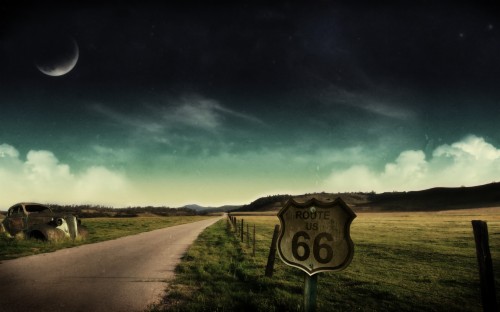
[0,216,212,261]
[154,208,500,311]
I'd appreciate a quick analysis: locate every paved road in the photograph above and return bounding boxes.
[0,216,222,312]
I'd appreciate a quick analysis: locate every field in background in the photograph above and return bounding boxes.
[156,208,500,311]
[0,216,212,260]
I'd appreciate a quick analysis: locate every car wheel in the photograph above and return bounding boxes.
[28,230,47,241]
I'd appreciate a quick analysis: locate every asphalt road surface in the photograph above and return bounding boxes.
[0,216,222,312]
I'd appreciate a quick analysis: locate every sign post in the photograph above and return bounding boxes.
[304,273,318,312]
[277,197,356,311]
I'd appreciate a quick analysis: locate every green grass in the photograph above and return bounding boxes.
[154,209,500,311]
[0,216,212,261]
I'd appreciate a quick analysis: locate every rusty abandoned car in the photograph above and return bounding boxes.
[0,203,88,241]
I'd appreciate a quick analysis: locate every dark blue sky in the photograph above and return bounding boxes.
[0,2,499,207]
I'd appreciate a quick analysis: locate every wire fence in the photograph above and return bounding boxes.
[224,213,499,310]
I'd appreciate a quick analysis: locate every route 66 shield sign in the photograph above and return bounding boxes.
[277,197,356,275]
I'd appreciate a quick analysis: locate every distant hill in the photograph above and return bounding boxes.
[362,182,500,212]
[231,193,372,212]
[230,182,500,213]
[183,204,208,211]
[182,204,241,214]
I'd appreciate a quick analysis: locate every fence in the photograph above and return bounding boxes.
[226,213,498,311]
[227,214,279,277]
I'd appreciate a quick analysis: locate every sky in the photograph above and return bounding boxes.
[0,2,500,208]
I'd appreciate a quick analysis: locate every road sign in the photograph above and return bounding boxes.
[277,197,356,275]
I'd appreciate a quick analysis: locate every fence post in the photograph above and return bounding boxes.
[253,224,256,257]
[247,223,250,247]
[241,219,244,242]
[265,224,280,277]
[472,220,498,312]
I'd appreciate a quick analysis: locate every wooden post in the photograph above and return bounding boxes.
[253,224,256,257]
[247,223,250,247]
[241,219,244,242]
[265,224,280,277]
[304,273,318,312]
[472,220,498,312]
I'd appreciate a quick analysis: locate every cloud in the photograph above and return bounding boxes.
[91,104,164,134]
[0,144,131,207]
[25,150,72,183]
[325,135,500,192]
[3,135,497,208]
[361,101,414,120]
[0,144,19,158]
[433,136,500,161]
[166,95,263,130]
[89,94,264,152]
[74,167,129,202]
[166,96,222,130]
[319,86,416,120]
[91,94,262,139]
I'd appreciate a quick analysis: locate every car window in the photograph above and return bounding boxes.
[12,206,23,215]
[25,205,50,213]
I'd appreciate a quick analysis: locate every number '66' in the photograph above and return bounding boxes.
[291,231,334,263]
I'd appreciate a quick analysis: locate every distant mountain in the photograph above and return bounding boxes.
[183,204,208,211]
[230,182,500,213]
[182,204,241,213]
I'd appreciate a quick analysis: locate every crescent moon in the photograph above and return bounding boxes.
[35,38,79,77]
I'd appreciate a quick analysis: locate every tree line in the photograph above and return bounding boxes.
[47,204,198,218]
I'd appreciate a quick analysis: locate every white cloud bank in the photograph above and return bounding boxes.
[2,134,499,208]
[0,144,130,208]
[325,135,500,192]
